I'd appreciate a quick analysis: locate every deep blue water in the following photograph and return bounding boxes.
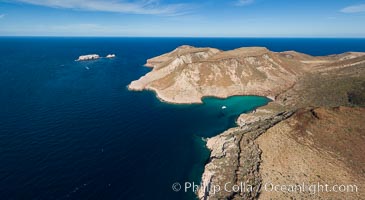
[1,37,365,200]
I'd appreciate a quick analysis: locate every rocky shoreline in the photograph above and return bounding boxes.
[198,107,295,199]
[197,51,365,199]
[129,46,365,199]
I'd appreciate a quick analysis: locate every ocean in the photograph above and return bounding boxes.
[1,37,365,200]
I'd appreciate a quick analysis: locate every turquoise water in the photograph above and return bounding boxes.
[202,96,269,127]
[155,95,270,137]
[1,37,365,200]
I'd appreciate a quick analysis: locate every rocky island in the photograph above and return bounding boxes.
[129,45,365,199]
[76,54,116,61]
[106,54,116,58]
[76,54,100,61]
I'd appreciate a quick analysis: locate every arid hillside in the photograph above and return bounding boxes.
[129,46,365,200]
[129,45,365,104]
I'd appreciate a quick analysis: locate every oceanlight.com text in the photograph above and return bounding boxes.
[172,181,359,195]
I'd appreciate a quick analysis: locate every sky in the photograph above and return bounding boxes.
[0,0,365,37]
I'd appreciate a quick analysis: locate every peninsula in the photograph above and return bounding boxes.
[128,45,364,104]
[129,46,365,199]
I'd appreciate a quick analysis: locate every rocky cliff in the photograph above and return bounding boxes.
[129,45,365,104]
[128,46,365,199]
[198,49,365,199]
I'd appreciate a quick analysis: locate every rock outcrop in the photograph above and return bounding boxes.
[199,110,294,200]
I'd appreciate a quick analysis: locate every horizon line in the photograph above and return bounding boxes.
[1,35,365,39]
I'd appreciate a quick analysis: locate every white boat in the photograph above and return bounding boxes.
[76,54,100,61]
[222,106,227,109]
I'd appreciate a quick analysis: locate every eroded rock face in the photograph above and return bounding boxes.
[199,106,365,200]
[198,111,294,200]
[128,45,365,104]
[129,46,297,104]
